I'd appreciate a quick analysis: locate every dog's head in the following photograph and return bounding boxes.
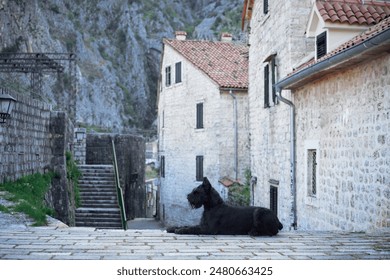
[187,177,223,209]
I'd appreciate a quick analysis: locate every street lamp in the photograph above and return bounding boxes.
[0,88,17,124]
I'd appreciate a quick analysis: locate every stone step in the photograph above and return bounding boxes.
[79,203,119,208]
[75,164,121,229]
[75,220,122,229]
[78,181,115,187]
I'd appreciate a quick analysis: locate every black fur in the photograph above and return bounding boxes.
[166,177,283,236]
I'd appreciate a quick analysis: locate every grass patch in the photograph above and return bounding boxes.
[0,173,54,226]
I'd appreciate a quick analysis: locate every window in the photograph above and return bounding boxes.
[165,66,171,87]
[316,31,327,59]
[264,54,276,108]
[162,110,165,128]
[270,186,278,215]
[196,156,204,181]
[264,64,269,108]
[160,155,165,178]
[263,0,268,14]
[307,149,317,196]
[175,62,182,83]
[196,103,203,129]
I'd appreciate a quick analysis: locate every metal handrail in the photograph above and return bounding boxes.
[111,139,127,230]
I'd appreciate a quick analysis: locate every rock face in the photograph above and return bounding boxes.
[0,0,244,133]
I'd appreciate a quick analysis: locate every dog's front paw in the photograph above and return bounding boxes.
[166,227,177,233]
[174,228,187,234]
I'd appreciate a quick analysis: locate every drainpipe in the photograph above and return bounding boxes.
[229,90,238,181]
[276,90,297,230]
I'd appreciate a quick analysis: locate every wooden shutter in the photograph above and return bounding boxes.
[196,156,203,181]
[270,186,278,215]
[264,64,270,108]
[263,0,268,14]
[175,62,182,83]
[316,31,327,59]
[196,103,203,129]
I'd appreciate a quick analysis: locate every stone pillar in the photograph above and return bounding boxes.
[73,127,86,164]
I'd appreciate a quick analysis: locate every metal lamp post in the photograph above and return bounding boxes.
[0,88,17,124]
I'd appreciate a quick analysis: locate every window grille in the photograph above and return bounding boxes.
[196,103,203,129]
[175,62,182,83]
[316,31,327,59]
[307,149,317,196]
[165,66,171,87]
[196,156,204,181]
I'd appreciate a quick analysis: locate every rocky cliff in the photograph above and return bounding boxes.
[0,0,244,135]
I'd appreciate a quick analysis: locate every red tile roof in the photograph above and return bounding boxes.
[287,15,390,87]
[164,39,249,89]
[317,0,390,25]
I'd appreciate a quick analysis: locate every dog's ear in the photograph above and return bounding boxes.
[203,177,211,189]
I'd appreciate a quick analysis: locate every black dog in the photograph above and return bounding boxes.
[166,177,283,236]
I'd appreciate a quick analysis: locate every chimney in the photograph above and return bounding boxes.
[221,33,233,42]
[175,31,187,41]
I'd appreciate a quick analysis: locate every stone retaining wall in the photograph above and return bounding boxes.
[0,90,75,225]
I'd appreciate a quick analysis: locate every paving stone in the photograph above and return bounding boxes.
[0,225,389,260]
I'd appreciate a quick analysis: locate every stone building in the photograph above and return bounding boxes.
[157,32,249,227]
[243,0,390,231]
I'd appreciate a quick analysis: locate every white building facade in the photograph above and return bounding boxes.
[157,33,250,227]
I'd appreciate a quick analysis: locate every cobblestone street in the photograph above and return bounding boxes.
[0,224,389,260]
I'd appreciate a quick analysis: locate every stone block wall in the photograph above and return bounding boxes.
[294,54,390,231]
[0,90,76,225]
[0,92,52,182]
[248,0,313,229]
[85,133,146,220]
[73,127,86,164]
[248,0,389,231]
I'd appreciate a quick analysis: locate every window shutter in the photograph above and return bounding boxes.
[175,62,182,83]
[160,156,165,178]
[196,156,204,181]
[270,186,278,215]
[165,66,171,87]
[263,0,268,14]
[271,57,277,104]
[264,64,270,108]
[316,31,327,59]
[196,103,203,129]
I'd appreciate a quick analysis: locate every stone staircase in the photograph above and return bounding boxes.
[75,164,123,229]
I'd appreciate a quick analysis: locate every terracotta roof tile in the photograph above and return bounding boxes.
[164,39,248,89]
[317,0,390,25]
[292,15,390,75]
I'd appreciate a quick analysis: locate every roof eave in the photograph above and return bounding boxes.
[275,27,390,92]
